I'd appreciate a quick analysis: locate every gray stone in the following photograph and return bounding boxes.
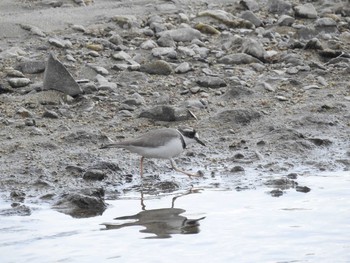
[95,74,117,90]
[140,60,172,75]
[240,11,262,27]
[241,38,267,62]
[175,62,192,74]
[157,28,202,42]
[196,76,227,88]
[43,53,83,96]
[277,15,295,26]
[16,60,46,74]
[112,51,131,61]
[48,38,72,48]
[218,53,262,64]
[83,169,106,181]
[315,18,338,34]
[8,77,31,88]
[295,3,317,19]
[152,47,177,58]
[53,189,106,218]
[240,0,260,12]
[140,39,158,50]
[268,0,293,15]
[157,33,176,47]
[43,109,59,119]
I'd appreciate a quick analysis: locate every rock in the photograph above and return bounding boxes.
[53,189,107,218]
[109,34,124,45]
[296,186,311,193]
[16,107,34,118]
[8,77,31,88]
[140,60,172,75]
[241,38,267,62]
[198,9,254,29]
[88,65,109,75]
[19,24,46,37]
[294,3,318,19]
[175,62,192,74]
[139,105,194,121]
[48,37,72,48]
[123,93,145,106]
[24,90,74,105]
[315,18,338,34]
[16,60,46,74]
[157,28,202,42]
[83,169,106,181]
[196,76,227,88]
[112,51,131,60]
[304,38,324,50]
[240,0,260,12]
[194,23,221,35]
[43,109,59,119]
[140,39,158,49]
[95,74,117,90]
[112,15,140,29]
[212,109,261,125]
[268,0,293,15]
[277,15,295,26]
[0,203,31,216]
[240,11,262,27]
[43,53,83,96]
[152,47,177,58]
[218,53,262,64]
[157,33,176,47]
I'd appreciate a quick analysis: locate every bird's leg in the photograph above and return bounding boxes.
[140,156,144,178]
[170,159,201,178]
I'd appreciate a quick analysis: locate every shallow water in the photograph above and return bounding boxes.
[0,172,349,263]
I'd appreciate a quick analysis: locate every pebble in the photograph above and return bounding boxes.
[140,39,158,49]
[95,74,117,90]
[83,169,106,181]
[48,38,72,48]
[8,78,31,88]
[88,65,109,75]
[196,76,227,88]
[152,47,177,58]
[140,60,172,75]
[294,3,318,19]
[157,33,176,47]
[175,62,192,73]
[277,15,295,26]
[240,11,262,27]
[157,27,202,42]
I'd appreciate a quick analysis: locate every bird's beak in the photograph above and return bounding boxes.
[195,137,206,146]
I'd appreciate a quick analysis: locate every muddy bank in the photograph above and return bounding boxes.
[0,0,349,217]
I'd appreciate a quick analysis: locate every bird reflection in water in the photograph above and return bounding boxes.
[101,189,205,239]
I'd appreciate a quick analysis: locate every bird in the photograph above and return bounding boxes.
[100,127,205,178]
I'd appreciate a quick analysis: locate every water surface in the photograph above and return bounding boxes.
[0,172,349,262]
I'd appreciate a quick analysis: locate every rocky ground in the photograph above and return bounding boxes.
[0,0,349,217]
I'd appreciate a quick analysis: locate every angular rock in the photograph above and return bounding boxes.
[240,11,262,27]
[140,60,172,75]
[43,109,59,119]
[43,53,83,96]
[157,33,176,47]
[139,105,194,121]
[157,28,202,42]
[315,18,338,34]
[295,3,317,19]
[241,38,267,62]
[140,39,158,50]
[240,0,260,12]
[48,38,72,48]
[95,74,117,90]
[194,23,221,35]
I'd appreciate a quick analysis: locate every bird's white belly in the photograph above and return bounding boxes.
[129,139,184,159]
